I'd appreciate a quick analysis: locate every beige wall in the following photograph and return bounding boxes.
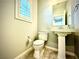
[38,0,52,31]
[0,0,37,59]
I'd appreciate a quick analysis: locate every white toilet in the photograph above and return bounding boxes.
[33,32,48,59]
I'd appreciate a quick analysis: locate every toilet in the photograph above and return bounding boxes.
[33,32,48,59]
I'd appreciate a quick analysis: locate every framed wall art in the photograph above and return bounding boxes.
[15,0,32,22]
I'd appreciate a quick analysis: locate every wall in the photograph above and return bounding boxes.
[38,0,52,31]
[74,0,79,58]
[71,0,79,58]
[0,0,37,59]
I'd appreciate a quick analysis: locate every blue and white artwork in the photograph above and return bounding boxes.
[20,0,31,17]
[16,0,32,22]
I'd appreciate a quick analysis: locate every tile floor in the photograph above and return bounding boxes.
[26,47,76,59]
[26,47,57,59]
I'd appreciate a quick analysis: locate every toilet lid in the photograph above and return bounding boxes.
[33,40,44,45]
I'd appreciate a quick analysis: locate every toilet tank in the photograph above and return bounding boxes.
[38,31,48,41]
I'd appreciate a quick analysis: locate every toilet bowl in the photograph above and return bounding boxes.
[33,32,48,59]
[33,40,44,50]
[33,40,44,59]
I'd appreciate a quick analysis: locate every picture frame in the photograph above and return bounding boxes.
[15,0,32,22]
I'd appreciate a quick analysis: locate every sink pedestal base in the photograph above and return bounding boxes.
[56,32,71,59]
[58,36,65,59]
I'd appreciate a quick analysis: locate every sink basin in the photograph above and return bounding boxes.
[52,28,75,32]
[51,25,75,36]
[51,25,75,32]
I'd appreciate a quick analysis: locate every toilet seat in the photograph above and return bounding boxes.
[33,40,44,46]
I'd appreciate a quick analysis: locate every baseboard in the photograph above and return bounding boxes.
[14,47,33,59]
[45,46,58,51]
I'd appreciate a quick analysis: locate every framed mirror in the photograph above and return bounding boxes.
[52,1,67,26]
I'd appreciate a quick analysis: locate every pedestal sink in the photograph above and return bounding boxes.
[51,25,75,59]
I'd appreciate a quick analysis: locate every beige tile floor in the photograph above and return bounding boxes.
[26,47,57,59]
[26,47,76,59]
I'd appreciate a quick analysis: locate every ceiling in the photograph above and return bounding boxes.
[51,0,67,5]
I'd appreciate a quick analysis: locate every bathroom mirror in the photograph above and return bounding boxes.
[52,1,67,26]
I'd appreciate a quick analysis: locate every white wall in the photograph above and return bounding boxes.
[0,0,37,59]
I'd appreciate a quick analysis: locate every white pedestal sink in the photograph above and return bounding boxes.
[51,25,75,59]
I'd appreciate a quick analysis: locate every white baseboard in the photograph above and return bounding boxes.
[14,47,33,59]
[45,46,58,51]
